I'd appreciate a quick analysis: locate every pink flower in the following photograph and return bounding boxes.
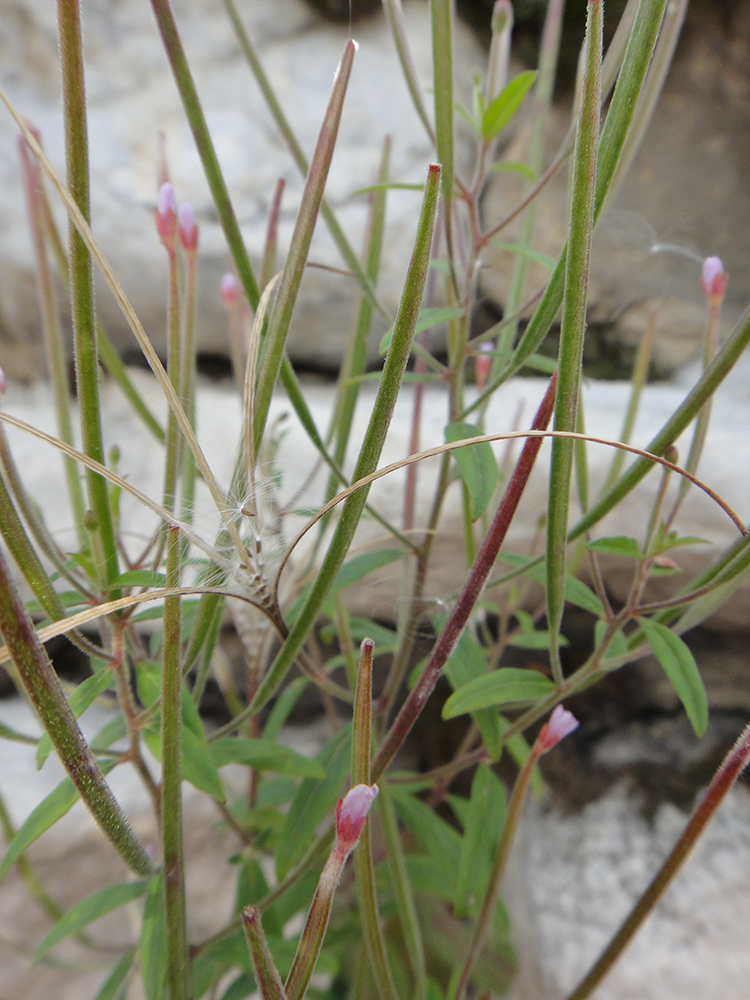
[536,705,579,754]
[475,341,494,392]
[155,182,177,251]
[0,366,6,395]
[177,202,198,253]
[700,256,728,304]
[335,784,378,853]
[220,272,239,306]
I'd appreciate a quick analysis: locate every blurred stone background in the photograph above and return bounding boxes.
[0,0,748,379]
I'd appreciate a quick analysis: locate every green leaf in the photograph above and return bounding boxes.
[142,723,225,801]
[275,726,352,879]
[37,664,114,768]
[445,423,498,521]
[442,669,556,719]
[499,554,605,618]
[0,778,79,881]
[594,619,628,661]
[444,630,502,760]
[639,618,708,737]
[392,793,462,875]
[490,241,556,272]
[454,765,506,917]
[181,724,226,800]
[210,737,325,778]
[192,929,251,999]
[140,874,167,1000]
[489,161,536,180]
[652,531,709,555]
[498,716,545,799]
[93,948,136,1000]
[588,536,642,558]
[0,763,115,882]
[482,70,537,142]
[379,305,465,355]
[509,609,569,650]
[0,721,37,744]
[331,549,405,595]
[36,881,148,959]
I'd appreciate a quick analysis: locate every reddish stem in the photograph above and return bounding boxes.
[372,371,558,780]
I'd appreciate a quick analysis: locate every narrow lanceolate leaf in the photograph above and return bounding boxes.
[482,70,537,142]
[0,550,151,877]
[209,737,325,778]
[444,630,502,761]
[140,873,168,1000]
[275,727,352,879]
[0,778,79,881]
[250,164,441,716]
[57,0,120,591]
[445,424,498,522]
[149,0,260,310]
[93,949,136,1000]
[254,40,357,453]
[442,669,556,719]
[638,618,708,737]
[35,881,148,959]
[497,0,671,385]
[454,765,507,919]
[546,0,602,685]
[36,664,113,768]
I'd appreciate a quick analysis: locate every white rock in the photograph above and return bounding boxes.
[0,0,483,377]
[508,783,750,1000]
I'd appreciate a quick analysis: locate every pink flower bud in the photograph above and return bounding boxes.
[177,201,198,253]
[0,367,6,395]
[155,182,177,251]
[700,256,728,304]
[536,705,579,754]
[335,784,378,853]
[220,272,239,306]
[475,341,494,392]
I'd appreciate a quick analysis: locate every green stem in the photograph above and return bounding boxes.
[18,133,87,546]
[247,164,441,717]
[242,907,288,1000]
[0,547,151,876]
[57,0,120,591]
[373,372,556,780]
[161,245,182,519]
[453,742,543,1000]
[220,0,383,317]
[253,40,357,454]
[284,849,346,1000]
[162,526,191,1000]
[378,779,427,1000]
[149,0,260,310]
[546,0,602,685]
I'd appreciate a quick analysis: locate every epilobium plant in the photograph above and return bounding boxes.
[0,0,749,998]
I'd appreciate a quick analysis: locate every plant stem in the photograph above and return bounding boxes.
[373,372,557,780]
[149,0,260,311]
[546,0,602,685]
[57,0,120,592]
[0,547,152,876]
[162,526,191,999]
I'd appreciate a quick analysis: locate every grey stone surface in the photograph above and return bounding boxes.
[2,2,749,381]
[507,782,750,1000]
[0,0,480,378]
